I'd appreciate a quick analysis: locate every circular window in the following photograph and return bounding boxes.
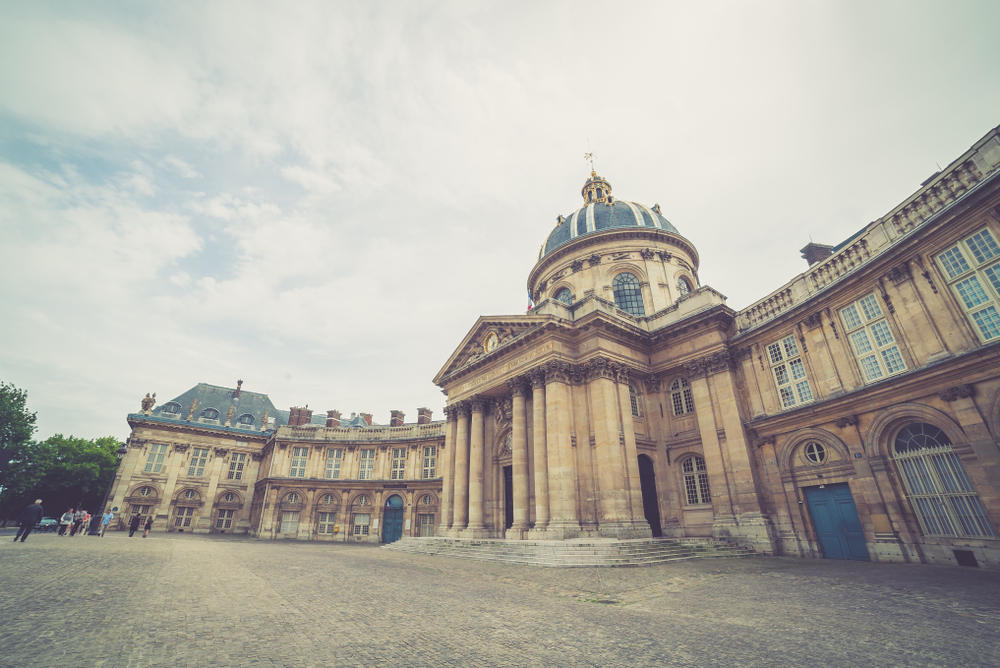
[804,442,827,464]
[224,493,235,503]
[554,287,572,305]
[323,494,334,505]
[422,495,432,506]
[140,487,152,497]
[184,490,195,499]
[286,493,299,503]
[356,495,369,506]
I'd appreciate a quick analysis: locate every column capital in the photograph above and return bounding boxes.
[443,405,458,422]
[585,356,616,382]
[454,401,471,419]
[469,395,487,413]
[684,348,736,378]
[506,376,529,397]
[642,372,661,393]
[544,360,571,384]
[528,367,546,389]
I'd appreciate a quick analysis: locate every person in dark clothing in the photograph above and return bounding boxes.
[128,514,142,537]
[142,515,153,538]
[14,500,44,542]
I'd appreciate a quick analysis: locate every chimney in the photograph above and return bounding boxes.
[289,406,313,427]
[360,412,373,426]
[235,379,243,399]
[390,410,405,427]
[417,407,433,424]
[800,242,834,267]
[326,409,341,428]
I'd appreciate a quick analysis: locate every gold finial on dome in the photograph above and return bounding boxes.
[581,171,612,205]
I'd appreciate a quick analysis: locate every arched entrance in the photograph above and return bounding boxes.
[638,455,662,537]
[382,495,405,544]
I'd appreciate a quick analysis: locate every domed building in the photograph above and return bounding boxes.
[435,127,1000,567]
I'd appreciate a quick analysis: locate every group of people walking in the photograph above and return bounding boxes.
[12,499,152,542]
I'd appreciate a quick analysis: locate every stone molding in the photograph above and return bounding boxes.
[469,396,486,413]
[684,349,735,377]
[528,367,546,390]
[775,427,850,472]
[213,448,229,457]
[864,402,967,458]
[544,360,571,384]
[886,263,912,285]
[506,377,529,397]
[834,415,858,428]
[643,373,661,393]
[938,384,973,401]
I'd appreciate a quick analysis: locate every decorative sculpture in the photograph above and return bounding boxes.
[141,392,156,413]
[187,399,198,421]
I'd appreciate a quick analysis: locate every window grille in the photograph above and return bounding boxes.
[670,378,695,416]
[289,447,308,477]
[422,446,437,479]
[422,495,433,506]
[840,294,906,383]
[324,449,342,479]
[183,489,195,499]
[356,495,369,506]
[352,513,371,535]
[139,486,153,497]
[280,511,298,533]
[554,287,573,305]
[678,277,690,296]
[174,507,194,527]
[767,335,814,408]
[682,456,711,505]
[419,514,435,537]
[144,445,168,473]
[228,453,247,480]
[937,227,1000,342]
[612,273,645,317]
[188,448,209,476]
[216,509,235,529]
[358,449,375,480]
[286,493,299,503]
[893,423,996,538]
[318,512,336,534]
[804,442,826,464]
[391,448,406,480]
[223,493,236,503]
[628,384,641,417]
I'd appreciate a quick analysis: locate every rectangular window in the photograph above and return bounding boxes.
[938,227,1000,343]
[840,293,906,383]
[324,449,343,479]
[289,447,308,478]
[767,335,813,409]
[422,446,437,479]
[318,512,336,534]
[419,513,435,537]
[280,511,299,533]
[227,453,247,480]
[174,507,194,527]
[391,448,406,480]
[144,444,169,473]
[216,509,236,529]
[352,513,370,535]
[187,448,209,476]
[358,449,375,480]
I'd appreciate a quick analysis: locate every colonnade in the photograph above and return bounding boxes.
[437,357,652,539]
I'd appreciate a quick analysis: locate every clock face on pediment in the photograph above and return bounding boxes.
[484,332,499,353]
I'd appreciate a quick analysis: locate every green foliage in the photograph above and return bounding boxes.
[1,380,37,455]
[1,434,121,520]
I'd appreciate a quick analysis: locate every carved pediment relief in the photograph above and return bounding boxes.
[435,316,545,383]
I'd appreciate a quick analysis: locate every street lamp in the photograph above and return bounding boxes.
[88,442,130,536]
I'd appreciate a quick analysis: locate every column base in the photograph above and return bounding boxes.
[596,520,653,540]
[539,522,581,540]
[459,528,491,539]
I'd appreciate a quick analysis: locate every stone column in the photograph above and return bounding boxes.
[507,377,530,536]
[527,368,550,535]
[199,448,228,534]
[588,357,630,534]
[451,402,470,532]
[465,396,487,534]
[686,359,736,521]
[437,407,457,536]
[544,360,579,538]
[615,366,651,536]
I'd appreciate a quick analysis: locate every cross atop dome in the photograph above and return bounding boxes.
[581,171,612,205]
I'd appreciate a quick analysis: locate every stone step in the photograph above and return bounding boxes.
[382,536,757,567]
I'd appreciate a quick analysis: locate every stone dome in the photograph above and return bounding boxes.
[540,172,679,259]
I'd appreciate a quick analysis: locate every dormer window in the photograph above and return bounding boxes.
[161,402,182,417]
[237,414,255,429]
[200,408,220,423]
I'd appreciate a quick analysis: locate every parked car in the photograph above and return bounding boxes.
[34,517,59,532]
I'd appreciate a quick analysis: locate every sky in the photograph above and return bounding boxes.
[2,1,999,443]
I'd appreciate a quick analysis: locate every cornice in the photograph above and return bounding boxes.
[127,414,271,441]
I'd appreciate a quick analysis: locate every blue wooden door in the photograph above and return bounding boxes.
[382,495,404,544]
[804,483,870,561]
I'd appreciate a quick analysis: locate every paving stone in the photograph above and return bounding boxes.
[1,528,998,667]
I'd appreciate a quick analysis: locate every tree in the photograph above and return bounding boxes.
[0,381,37,475]
[0,435,120,521]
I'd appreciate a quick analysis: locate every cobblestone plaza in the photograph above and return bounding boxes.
[2,530,999,667]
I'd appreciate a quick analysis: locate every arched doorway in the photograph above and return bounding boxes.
[638,455,662,537]
[382,495,405,544]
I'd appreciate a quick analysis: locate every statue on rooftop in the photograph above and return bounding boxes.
[141,392,156,414]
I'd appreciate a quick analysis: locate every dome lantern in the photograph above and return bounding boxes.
[581,171,612,205]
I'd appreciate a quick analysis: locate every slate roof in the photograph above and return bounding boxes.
[541,200,680,258]
[149,383,285,432]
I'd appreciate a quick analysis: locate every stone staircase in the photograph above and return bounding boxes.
[381,536,757,567]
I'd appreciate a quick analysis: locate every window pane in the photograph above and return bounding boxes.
[850,330,873,355]
[966,229,1000,264]
[955,275,990,309]
[612,273,645,317]
[779,386,796,408]
[684,474,699,505]
[781,336,799,358]
[869,320,895,348]
[840,304,862,330]
[795,380,813,403]
[880,347,906,374]
[859,294,883,321]
[773,364,789,386]
[972,305,1000,340]
[938,246,971,279]
[984,264,1000,292]
[859,355,883,381]
[788,359,807,381]
[766,342,783,364]
[697,472,711,504]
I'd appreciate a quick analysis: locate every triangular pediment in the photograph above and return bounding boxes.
[433,314,551,385]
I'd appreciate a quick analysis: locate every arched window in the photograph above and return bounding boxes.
[322,494,334,505]
[183,489,196,500]
[892,423,995,538]
[554,287,573,305]
[200,408,220,422]
[421,495,433,506]
[140,487,153,497]
[678,277,691,296]
[612,273,645,317]
[356,495,369,506]
[161,402,182,417]
[682,456,711,505]
[237,413,255,429]
[223,493,236,503]
[628,385,641,417]
[286,493,299,504]
[670,378,695,416]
